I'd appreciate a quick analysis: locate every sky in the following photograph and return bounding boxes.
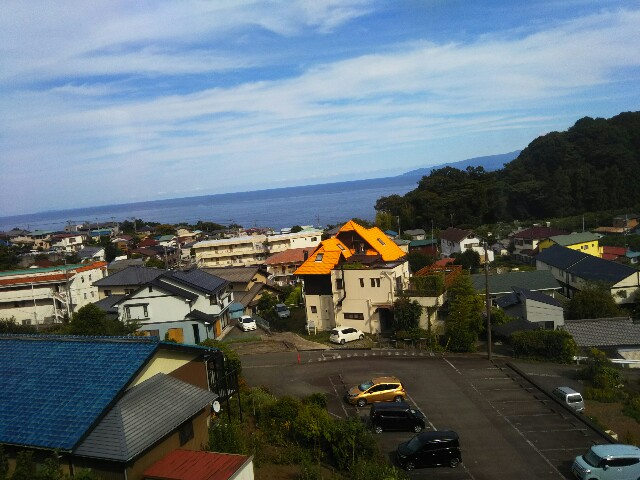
[1,1,639,216]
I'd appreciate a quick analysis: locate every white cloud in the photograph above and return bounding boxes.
[1,5,639,215]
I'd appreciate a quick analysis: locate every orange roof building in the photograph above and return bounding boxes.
[295,220,409,334]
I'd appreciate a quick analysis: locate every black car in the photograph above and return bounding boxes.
[396,430,462,471]
[370,401,426,434]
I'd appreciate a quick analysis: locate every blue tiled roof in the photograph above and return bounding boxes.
[0,335,158,450]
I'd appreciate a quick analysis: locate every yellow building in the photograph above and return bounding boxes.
[537,232,601,258]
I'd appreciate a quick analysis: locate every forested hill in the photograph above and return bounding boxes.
[375,111,640,229]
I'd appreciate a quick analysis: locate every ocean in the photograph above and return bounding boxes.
[0,175,422,232]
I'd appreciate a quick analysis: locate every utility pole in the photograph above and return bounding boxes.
[484,240,492,361]
[397,216,401,236]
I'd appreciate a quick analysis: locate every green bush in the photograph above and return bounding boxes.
[623,396,640,423]
[511,329,577,363]
[325,417,377,471]
[199,339,242,377]
[303,392,328,409]
[584,387,623,403]
[208,421,247,454]
[445,322,477,352]
[350,458,408,480]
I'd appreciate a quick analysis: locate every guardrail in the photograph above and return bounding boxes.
[573,356,640,368]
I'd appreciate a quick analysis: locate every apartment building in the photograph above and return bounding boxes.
[0,261,108,324]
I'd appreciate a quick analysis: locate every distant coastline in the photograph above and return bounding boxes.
[0,150,519,232]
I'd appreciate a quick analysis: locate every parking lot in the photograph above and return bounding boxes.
[241,351,609,479]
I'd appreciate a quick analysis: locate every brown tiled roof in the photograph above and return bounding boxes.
[265,247,316,265]
[511,226,567,240]
[438,228,472,243]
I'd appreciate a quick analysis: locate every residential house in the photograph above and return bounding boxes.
[113,234,134,253]
[393,238,410,254]
[139,237,160,248]
[494,287,565,329]
[143,450,254,480]
[613,214,640,232]
[601,246,628,262]
[192,229,322,268]
[295,220,410,334]
[92,265,165,299]
[439,227,494,262]
[0,334,232,480]
[408,238,438,259]
[510,226,567,263]
[31,229,55,251]
[470,269,562,301]
[404,229,426,241]
[176,228,202,246]
[538,232,601,258]
[0,261,107,324]
[115,269,233,342]
[265,247,316,286]
[78,246,106,263]
[536,245,640,304]
[201,265,279,318]
[562,317,640,364]
[157,235,178,248]
[51,233,85,252]
[6,228,33,247]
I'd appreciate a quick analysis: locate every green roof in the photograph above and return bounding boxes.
[548,232,600,246]
[471,270,561,295]
[410,239,438,247]
[0,263,85,277]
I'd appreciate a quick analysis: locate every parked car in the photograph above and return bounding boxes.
[370,401,426,434]
[345,376,405,407]
[552,386,585,412]
[238,315,257,332]
[572,444,640,479]
[396,431,462,471]
[329,327,365,345]
[275,303,290,318]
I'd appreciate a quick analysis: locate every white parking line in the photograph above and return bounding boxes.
[405,392,437,431]
[328,374,350,418]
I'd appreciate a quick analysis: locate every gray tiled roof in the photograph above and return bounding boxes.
[202,266,263,284]
[513,287,563,308]
[93,266,165,287]
[74,373,217,461]
[471,270,560,295]
[562,317,640,347]
[93,295,126,314]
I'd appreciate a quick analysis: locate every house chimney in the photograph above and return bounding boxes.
[303,250,309,261]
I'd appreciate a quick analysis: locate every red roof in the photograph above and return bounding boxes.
[139,238,159,247]
[602,245,627,260]
[434,258,455,267]
[0,261,107,287]
[264,247,316,265]
[143,449,251,480]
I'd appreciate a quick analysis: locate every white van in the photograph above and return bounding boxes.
[552,386,585,412]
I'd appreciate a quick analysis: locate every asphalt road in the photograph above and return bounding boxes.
[240,350,608,480]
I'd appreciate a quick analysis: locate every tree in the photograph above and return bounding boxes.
[392,298,422,332]
[452,249,481,273]
[257,292,279,322]
[66,304,137,336]
[0,246,20,270]
[155,224,176,236]
[407,251,433,273]
[566,283,623,319]
[290,225,303,233]
[445,274,484,352]
[145,257,165,269]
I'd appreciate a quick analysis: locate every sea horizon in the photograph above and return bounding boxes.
[0,174,423,233]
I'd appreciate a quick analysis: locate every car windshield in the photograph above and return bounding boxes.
[358,380,374,392]
[583,449,602,467]
[330,329,339,335]
[243,318,253,323]
[567,394,582,403]
[405,436,423,453]
[276,305,287,311]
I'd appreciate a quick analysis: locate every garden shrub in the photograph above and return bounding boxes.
[208,421,247,454]
[326,417,377,471]
[511,329,577,363]
[350,458,408,480]
[303,392,327,409]
[623,396,640,422]
[584,387,623,403]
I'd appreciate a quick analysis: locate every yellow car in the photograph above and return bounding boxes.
[345,376,406,407]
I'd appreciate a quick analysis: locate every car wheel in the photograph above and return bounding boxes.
[404,461,415,471]
[394,395,403,402]
[413,424,423,433]
[359,334,364,340]
[357,398,366,407]
[449,457,461,468]
[340,339,345,345]
[374,425,383,434]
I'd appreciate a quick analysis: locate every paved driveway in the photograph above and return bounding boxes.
[240,351,608,480]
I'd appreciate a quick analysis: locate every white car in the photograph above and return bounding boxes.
[238,315,257,332]
[329,327,365,345]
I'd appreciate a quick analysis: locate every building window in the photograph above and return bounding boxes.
[344,312,364,320]
[143,305,149,317]
[81,277,85,283]
[370,278,380,287]
[104,290,112,296]
[336,279,344,289]
[359,278,364,287]
[84,293,87,299]
[91,291,94,298]
[179,420,194,445]
[124,307,131,320]
[315,253,324,262]
[311,306,317,313]
[377,238,386,246]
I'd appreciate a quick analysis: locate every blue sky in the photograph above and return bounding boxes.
[1,1,639,216]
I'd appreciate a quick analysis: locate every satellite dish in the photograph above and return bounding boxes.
[212,400,221,413]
